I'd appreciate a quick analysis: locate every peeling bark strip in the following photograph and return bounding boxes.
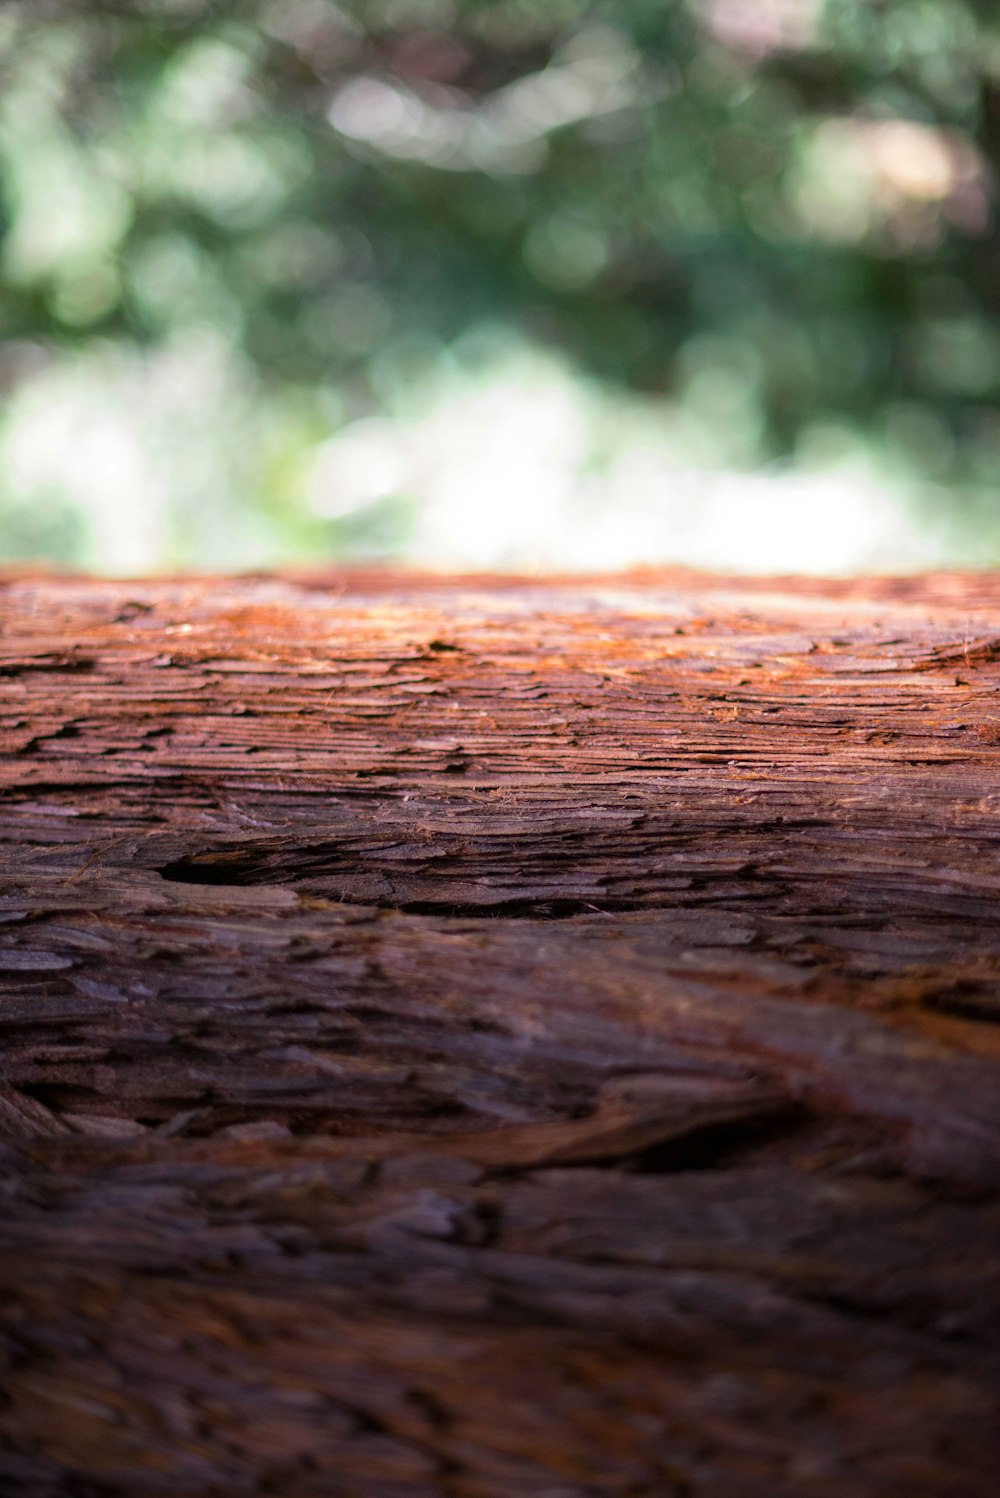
[1,567,1000,1497]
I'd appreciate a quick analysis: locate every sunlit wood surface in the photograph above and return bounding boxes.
[2,567,999,1496]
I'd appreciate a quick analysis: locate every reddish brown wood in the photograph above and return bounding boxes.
[1,567,999,1496]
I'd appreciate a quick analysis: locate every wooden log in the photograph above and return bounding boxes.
[1,567,999,1497]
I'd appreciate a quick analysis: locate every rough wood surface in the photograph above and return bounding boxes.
[1,567,999,1497]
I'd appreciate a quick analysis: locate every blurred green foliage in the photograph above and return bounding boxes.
[1,0,1000,568]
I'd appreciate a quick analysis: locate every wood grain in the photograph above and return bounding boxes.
[1,567,999,1496]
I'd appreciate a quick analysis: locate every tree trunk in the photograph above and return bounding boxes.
[1,567,999,1497]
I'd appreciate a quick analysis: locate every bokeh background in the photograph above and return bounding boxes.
[1,0,999,574]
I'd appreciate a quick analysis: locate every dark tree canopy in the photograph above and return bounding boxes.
[1,1,1000,563]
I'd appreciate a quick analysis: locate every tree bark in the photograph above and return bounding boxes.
[1,566,999,1497]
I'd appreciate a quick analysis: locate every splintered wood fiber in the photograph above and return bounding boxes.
[1,568,999,1497]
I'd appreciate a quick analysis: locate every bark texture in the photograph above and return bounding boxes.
[1,567,999,1497]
